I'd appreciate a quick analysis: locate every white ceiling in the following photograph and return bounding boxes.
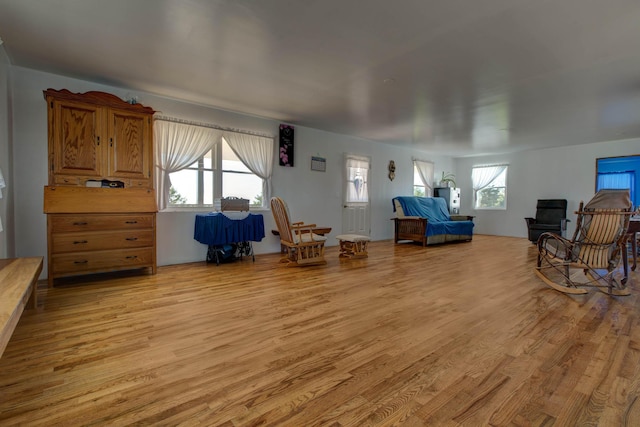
[1,0,639,156]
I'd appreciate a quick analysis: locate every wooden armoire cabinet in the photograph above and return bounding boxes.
[43,89,157,286]
[45,89,153,187]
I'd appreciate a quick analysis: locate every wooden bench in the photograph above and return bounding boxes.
[0,257,43,357]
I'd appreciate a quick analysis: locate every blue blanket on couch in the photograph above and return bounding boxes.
[393,196,474,237]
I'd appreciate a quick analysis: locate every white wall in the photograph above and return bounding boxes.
[455,139,640,238]
[0,46,11,258]
[9,66,454,276]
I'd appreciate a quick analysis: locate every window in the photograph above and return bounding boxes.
[413,160,434,197]
[472,165,508,209]
[222,142,264,206]
[169,138,264,208]
[597,171,634,201]
[345,156,369,203]
[596,155,640,208]
[169,149,214,206]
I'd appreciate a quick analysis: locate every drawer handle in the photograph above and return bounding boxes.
[73,222,88,226]
[125,237,138,241]
[74,260,88,264]
[73,240,88,244]
[126,256,138,260]
[125,221,138,224]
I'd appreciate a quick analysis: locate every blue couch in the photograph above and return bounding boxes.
[392,196,474,246]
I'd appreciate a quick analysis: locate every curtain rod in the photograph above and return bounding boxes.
[472,163,509,168]
[154,115,274,139]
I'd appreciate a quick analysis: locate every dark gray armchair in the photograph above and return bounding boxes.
[525,199,569,243]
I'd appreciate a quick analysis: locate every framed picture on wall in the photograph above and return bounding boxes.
[279,124,294,167]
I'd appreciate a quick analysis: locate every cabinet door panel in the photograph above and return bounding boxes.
[108,109,151,183]
[52,100,102,178]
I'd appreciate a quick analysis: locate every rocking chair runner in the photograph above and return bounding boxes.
[270,197,327,266]
[535,189,633,295]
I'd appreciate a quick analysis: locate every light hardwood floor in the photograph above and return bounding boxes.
[1,235,639,426]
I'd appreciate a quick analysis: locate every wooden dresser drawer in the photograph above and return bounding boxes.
[52,175,83,186]
[128,179,151,188]
[50,214,154,232]
[51,248,154,275]
[51,229,154,253]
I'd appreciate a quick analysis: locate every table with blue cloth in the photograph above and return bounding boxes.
[194,212,265,265]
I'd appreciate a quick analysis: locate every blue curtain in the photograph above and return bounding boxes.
[597,172,635,206]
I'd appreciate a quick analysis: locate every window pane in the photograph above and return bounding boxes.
[202,170,214,205]
[477,187,506,208]
[473,165,508,209]
[346,167,368,203]
[203,149,213,170]
[414,186,425,197]
[169,169,198,204]
[223,171,263,206]
[169,169,213,205]
[413,166,422,186]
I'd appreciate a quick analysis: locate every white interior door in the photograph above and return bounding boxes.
[342,154,371,235]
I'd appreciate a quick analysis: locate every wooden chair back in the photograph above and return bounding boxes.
[577,209,630,269]
[270,197,294,244]
[572,190,633,269]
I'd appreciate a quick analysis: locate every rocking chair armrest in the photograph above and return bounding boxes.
[291,223,317,235]
[291,222,317,228]
[525,217,536,226]
[537,231,574,259]
[291,223,317,229]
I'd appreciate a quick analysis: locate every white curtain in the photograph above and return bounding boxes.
[472,165,508,192]
[345,155,369,203]
[413,159,434,196]
[223,132,274,202]
[154,120,223,210]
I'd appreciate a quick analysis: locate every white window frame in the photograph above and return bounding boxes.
[169,147,215,207]
[472,165,508,210]
[413,159,434,197]
[168,138,265,209]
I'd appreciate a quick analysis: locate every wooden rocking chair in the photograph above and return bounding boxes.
[535,189,633,296]
[270,197,327,266]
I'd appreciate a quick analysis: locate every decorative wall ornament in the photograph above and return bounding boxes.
[279,124,294,167]
[388,160,396,181]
